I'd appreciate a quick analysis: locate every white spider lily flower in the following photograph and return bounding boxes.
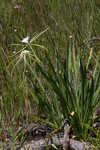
[11,50,30,77]
[21,36,30,43]
[69,35,72,39]
[20,50,30,59]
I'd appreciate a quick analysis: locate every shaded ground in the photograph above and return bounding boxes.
[0,119,99,150]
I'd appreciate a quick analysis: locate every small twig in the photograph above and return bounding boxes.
[80,37,100,47]
[87,37,100,41]
[63,124,70,150]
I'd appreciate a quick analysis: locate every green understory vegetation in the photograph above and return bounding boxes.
[1,0,100,149]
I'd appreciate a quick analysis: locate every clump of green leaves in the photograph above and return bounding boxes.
[27,39,100,140]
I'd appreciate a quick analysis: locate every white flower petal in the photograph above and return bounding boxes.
[21,36,30,43]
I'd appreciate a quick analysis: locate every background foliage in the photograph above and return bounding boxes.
[1,0,100,147]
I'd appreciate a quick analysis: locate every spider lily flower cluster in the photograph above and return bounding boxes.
[11,49,31,77]
[20,50,31,64]
[20,50,30,59]
[10,28,48,76]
